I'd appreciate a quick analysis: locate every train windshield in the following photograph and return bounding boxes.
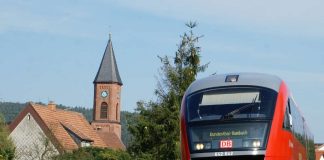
[187,87,277,122]
[186,87,277,152]
[190,122,268,151]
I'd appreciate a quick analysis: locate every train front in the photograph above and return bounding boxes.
[181,74,280,160]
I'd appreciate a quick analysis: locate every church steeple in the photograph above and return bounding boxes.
[94,34,122,85]
[92,34,124,147]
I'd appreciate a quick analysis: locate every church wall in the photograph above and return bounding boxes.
[316,150,324,160]
[91,122,121,139]
[94,83,121,122]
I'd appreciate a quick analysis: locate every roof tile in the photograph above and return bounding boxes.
[97,131,125,150]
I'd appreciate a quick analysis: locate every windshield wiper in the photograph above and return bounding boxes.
[222,95,259,120]
[197,109,222,121]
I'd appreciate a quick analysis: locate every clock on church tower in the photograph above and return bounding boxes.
[91,34,124,144]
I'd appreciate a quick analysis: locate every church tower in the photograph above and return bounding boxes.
[91,34,124,148]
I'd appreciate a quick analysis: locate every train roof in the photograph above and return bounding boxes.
[186,73,283,95]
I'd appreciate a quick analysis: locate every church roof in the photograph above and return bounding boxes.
[94,35,123,85]
[9,102,124,152]
[97,131,125,150]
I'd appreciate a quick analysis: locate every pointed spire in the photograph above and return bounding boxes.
[94,34,123,85]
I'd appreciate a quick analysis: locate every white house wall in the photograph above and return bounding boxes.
[10,113,59,160]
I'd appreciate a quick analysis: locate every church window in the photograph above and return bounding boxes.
[100,102,108,119]
[116,103,119,120]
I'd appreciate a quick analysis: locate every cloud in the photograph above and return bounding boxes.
[0,1,96,38]
[2,0,324,38]
[114,0,324,37]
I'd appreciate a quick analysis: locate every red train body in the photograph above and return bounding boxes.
[180,73,315,160]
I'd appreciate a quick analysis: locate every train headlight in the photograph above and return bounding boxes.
[252,140,261,147]
[195,143,204,150]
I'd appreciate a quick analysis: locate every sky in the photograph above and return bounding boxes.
[0,0,324,142]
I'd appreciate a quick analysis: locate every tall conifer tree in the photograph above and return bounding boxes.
[128,22,208,159]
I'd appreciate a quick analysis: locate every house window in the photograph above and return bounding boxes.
[100,102,108,119]
[81,141,91,147]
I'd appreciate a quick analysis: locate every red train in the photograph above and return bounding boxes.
[180,73,315,160]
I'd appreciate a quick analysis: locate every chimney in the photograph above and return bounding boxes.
[48,101,56,111]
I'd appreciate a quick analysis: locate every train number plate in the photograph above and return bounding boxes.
[220,140,232,148]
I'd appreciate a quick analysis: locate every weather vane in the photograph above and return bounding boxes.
[108,25,112,40]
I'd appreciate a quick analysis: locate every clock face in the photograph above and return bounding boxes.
[101,91,108,98]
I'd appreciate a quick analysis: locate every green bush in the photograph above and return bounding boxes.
[52,147,131,160]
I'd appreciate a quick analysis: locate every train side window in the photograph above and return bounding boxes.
[288,100,293,129]
[288,99,292,114]
[290,98,306,145]
[283,100,292,130]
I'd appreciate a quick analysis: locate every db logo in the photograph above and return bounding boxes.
[220,140,233,148]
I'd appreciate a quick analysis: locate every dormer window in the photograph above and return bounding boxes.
[62,123,94,148]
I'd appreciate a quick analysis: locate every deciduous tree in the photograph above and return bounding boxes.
[0,114,15,160]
